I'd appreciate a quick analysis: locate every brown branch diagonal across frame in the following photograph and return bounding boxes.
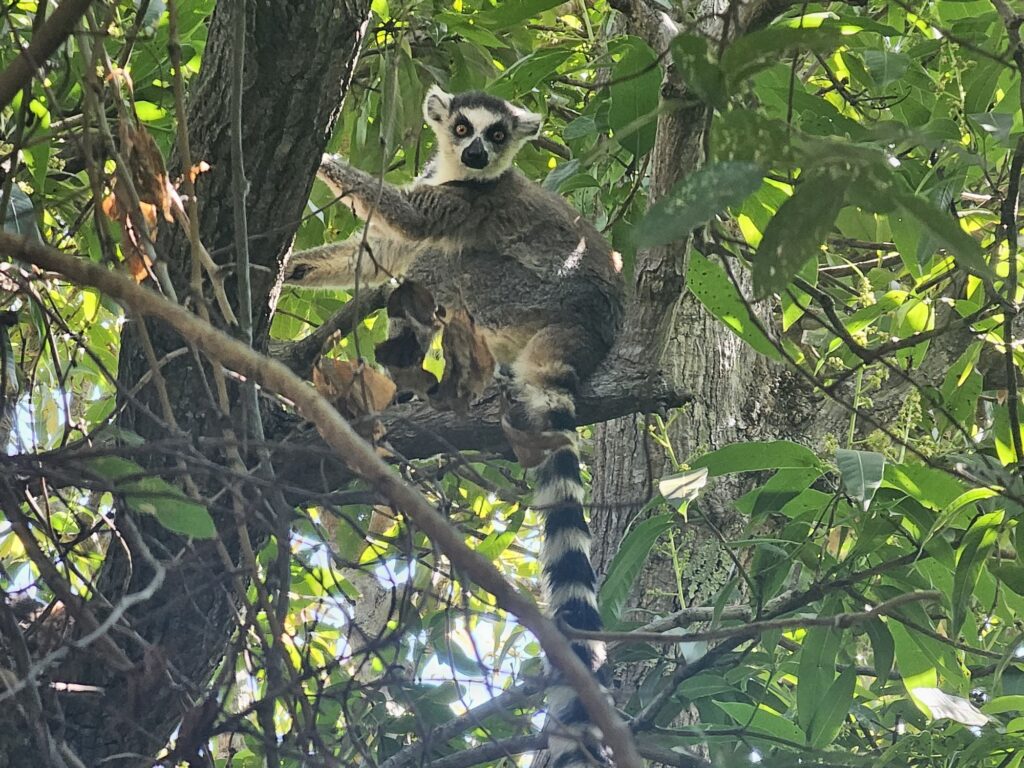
[0,230,645,768]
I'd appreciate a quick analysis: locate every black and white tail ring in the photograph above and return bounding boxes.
[535,444,611,768]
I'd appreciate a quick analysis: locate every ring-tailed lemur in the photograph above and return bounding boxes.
[286,86,624,767]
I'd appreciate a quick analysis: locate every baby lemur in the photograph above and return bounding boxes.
[286,85,624,768]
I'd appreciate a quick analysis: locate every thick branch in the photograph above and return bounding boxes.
[0,230,645,768]
[268,359,691,494]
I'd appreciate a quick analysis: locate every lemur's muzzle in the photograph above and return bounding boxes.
[461,138,488,169]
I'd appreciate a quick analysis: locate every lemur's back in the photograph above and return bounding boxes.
[405,169,623,375]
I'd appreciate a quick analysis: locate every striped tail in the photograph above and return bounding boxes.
[535,444,611,768]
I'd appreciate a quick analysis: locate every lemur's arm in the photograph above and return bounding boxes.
[319,155,469,241]
[285,235,415,288]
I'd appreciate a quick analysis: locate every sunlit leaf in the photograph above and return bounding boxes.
[630,162,763,249]
[835,449,885,512]
[687,251,782,361]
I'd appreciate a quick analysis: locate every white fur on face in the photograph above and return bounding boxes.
[428,105,530,183]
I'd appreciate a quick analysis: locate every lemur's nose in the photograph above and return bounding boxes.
[461,138,488,169]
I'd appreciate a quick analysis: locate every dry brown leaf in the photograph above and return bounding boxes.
[430,308,495,414]
[501,418,573,469]
[101,184,154,282]
[188,160,211,184]
[314,359,396,418]
[119,118,180,224]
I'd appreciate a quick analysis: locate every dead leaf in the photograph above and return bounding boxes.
[501,417,573,468]
[188,160,211,184]
[430,308,495,414]
[118,117,180,224]
[101,184,154,282]
[314,359,396,418]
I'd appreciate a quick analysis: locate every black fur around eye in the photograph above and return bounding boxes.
[488,128,507,143]
[453,120,472,138]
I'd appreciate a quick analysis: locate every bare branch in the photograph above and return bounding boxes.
[574,590,942,645]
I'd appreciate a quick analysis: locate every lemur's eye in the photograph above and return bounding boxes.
[454,122,471,137]
[490,129,506,143]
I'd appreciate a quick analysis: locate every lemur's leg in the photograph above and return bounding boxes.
[319,155,469,241]
[285,235,415,289]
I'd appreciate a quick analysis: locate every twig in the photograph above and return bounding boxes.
[377,681,541,768]
[0,480,134,673]
[0,230,645,768]
[419,734,544,768]
[272,284,391,377]
[0,0,94,109]
[0,591,63,766]
[1000,139,1024,470]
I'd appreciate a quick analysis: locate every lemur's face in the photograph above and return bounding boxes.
[423,86,542,181]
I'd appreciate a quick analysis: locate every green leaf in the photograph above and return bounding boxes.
[542,159,581,192]
[797,624,841,735]
[752,170,848,299]
[670,34,726,108]
[835,449,885,512]
[718,701,806,743]
[489,48,572,98]
[608,36,660,158]
[134,100,167,122]
[687,251,781,362]
[693,440,822,476]
[722,25,844,86]
[478,0,564,29]
[630,162,763,249]
[88,456,216,539]
[990,563,1024,596]
[598,513,674,624]
[563,115,597,141]
[865,618,895,686]
[893,191,990,284]
[811,667,856,747]
[952,511,1002,635]
[435,13,509,49]
[884,463,966,510]
[862,49,911,88]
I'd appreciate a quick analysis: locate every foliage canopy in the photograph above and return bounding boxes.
[1,1,1024,766]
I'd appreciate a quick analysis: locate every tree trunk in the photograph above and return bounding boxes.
[0,1,370,764]
[589,0,823,730]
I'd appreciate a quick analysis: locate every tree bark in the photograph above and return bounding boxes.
[0,1,370,764]
[589,0,823,734]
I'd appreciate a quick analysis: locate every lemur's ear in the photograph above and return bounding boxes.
[510,105,542,140]
[423,85,453,124]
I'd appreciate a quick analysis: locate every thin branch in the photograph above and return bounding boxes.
[378,681,541,768]
[0,230,645,768]
[573,590,942,645]
[0,480,134,673]
[271,284,391,377]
